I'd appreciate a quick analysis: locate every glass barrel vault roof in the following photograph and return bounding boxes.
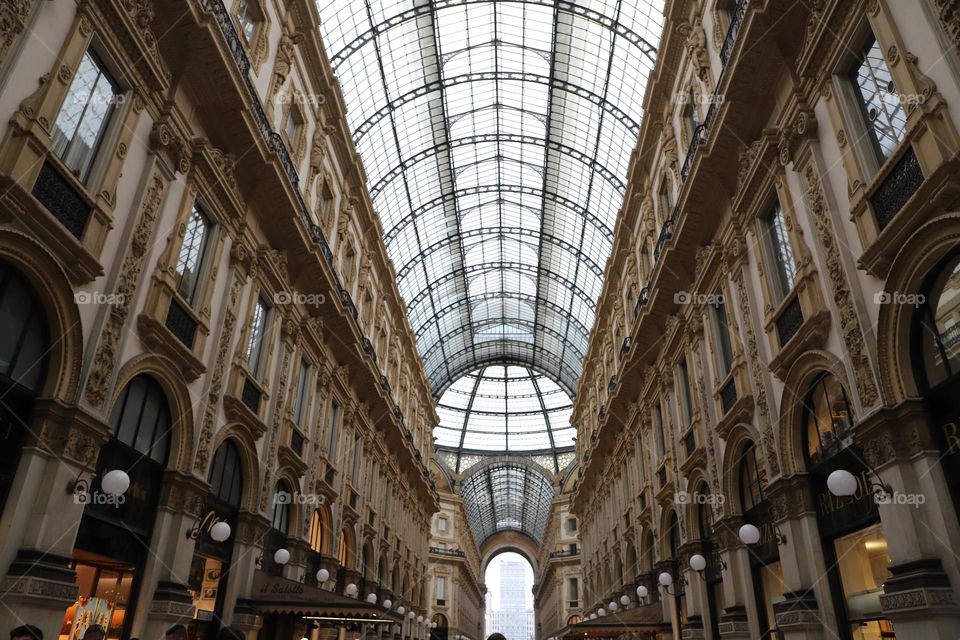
[435,365,574,471]
[317,0,664,397]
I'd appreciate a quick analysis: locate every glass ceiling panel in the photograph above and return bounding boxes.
[460,461,555,544]
[435,365,574,473]
[318,0,663,396]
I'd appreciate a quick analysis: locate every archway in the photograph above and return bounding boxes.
[431,612,449,640]
[483,551,533,640]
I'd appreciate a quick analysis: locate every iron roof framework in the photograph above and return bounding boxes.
[459,460,555,545]
[317,0,663,397]
[435,365,574,472]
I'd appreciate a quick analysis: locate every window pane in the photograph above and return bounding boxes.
[51,50,120,182]
[763,201,796,300]
[246,299,268,375]
[713,300,734,376]
[175,206,211,304]
[851,36,906,163]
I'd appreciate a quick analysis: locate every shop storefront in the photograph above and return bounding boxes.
[61,374,171,639]
[804,372,894,640]
[738,442,784,640]
[189,440,244,639]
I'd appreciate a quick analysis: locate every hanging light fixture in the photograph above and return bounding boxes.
[689,554,707,572]
[619,594,630,606]
[738,523,761,545]
[636,585,648,599]
[273,548,290,565]
[345,583,358,597]
[210,521,231,542]
[383,598,393,609]
[367,593,378,603]
[101,469,131,496]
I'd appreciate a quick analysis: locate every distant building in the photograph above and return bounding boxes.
[486,561,534,640]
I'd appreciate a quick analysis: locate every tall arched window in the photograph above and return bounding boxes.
[738,442,766,512]
[914,250,960,390]
[803,373,854,461]
[309,509,327,553]
[110,374,172,464]
[338,527,353,567]
[0,263,49,517]
[208,440,242,508]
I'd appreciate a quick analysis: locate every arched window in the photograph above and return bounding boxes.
[667,512,680,558]
[309,509,327,553]
[0,263,49,516]
[338,528,353,567]
[914,251,960,390]
[803,373,855,461]
[208,440,242,508]
[738,442,766,513]
[110,374,171,465]
[362,542,373,578]
[270,482,290,534]
[0,263,48,393]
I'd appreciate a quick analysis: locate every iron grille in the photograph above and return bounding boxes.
[871,146,923,231]
[165,298,198,349]
[775,294,804,347]
[241,376,261,414]
[720,378,737,414]
[32,160,91,239]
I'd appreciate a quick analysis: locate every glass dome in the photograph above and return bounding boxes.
[434,365,574,471]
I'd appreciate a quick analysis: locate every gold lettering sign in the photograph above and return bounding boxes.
[942,421,960,455]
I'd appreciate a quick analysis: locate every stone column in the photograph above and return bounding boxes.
[859,403,960,637]
[232,598,264,639]
[131,471,210,638]
[765,476,837,640]
[221,510,271,624]
[714,517,753,640]
[0,403,110,639]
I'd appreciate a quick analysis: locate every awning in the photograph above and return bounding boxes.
[555,603,670,638]
[242,571,403,622]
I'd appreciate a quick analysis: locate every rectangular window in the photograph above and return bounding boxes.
[437,542,446,551]
[761,200,796,302]
[174,205,212,305]
[685,98,700,140]
[438,517,447,532]
[654,401,666,457]
[384,480,392,519]
[51,50,122,183]
[712,298,735,377]
[678,357,694,426]
[849,34,906,164]
[370,460,379,502]
[285,109,299,142]
[566,517,577,533]
[245,298,269,376]
[293,359,310,425]
[327,401,340,458]
[659,180,672,220]
[568,577,579,603]
[236,0,257,43]
[636,434,646,484]
[351,434,362,480]
[436,576,446,600]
